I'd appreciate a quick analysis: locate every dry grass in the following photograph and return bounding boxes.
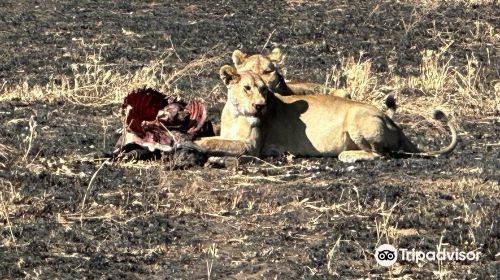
[323,47,497,117]
[0,47,223,106]
[0,143,12,169]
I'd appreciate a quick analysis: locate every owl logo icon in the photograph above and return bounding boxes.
[375,244,398,266]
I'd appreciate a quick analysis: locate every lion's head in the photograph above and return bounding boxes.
[232,48,284,93]
[220,65,270,126]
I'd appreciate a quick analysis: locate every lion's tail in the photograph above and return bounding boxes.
[397,110,458,157]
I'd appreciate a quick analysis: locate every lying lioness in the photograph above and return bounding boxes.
[194,65,457,163]
[232,48,351,98]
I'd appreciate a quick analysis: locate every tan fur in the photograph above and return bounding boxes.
[194,66,458,162]
[232,48,351,98]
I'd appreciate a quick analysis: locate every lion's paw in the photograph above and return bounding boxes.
[338,151,381,163]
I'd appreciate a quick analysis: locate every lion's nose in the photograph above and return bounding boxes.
[254,104,265,112]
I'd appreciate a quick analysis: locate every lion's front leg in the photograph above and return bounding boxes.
[194,136,255,157]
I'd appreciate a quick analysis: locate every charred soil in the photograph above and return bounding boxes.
[0,1,498,279]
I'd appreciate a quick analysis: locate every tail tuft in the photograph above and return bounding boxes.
[382,94,397,119]
[432,110,447,121]
[384,94,396,110]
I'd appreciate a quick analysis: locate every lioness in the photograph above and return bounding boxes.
[193,65,457,163]
[232,48,351,98]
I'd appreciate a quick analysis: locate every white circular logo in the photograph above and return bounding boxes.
[375,244,398,266]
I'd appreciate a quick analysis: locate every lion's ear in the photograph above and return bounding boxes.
[220,65,239,86]
[267,48,283,62]
[232,50,247,67]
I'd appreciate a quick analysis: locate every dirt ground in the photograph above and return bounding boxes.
[0,1,498,279]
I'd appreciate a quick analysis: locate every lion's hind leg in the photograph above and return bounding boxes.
[338,123,385,163]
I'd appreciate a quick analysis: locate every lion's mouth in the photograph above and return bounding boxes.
[243,108,265,126]
[244,112,260,119]
[244,106,265,117]
[245,110,265,119]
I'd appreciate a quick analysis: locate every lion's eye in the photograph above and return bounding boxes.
[263,69,273,74]
[244,86,251,91]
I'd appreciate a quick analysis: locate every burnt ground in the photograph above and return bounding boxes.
[0,1,499,279]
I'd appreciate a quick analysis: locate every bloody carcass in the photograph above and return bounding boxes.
[115,87,214,155]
